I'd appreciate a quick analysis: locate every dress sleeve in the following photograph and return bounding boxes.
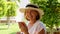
[34,24,44,34]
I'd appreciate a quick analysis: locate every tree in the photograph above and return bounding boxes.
[0,0,7,18]
[31,0,60,34]
[5,1,17,28]
[0,0,17,28]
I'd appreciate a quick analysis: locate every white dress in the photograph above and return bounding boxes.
[28,20,46,34]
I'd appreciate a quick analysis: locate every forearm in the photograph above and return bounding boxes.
[24,31,29,34]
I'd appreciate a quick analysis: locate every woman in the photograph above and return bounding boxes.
[17,4,46,34]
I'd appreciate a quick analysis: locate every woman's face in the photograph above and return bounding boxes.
[25,9,38,21]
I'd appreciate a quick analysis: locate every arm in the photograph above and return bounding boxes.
[34,29,45,34]
[38,29,45,34]
[24,32,29,34]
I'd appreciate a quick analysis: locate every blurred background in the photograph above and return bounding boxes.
[0,0,60,34]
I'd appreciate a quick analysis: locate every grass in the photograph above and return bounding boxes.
[0,23,20,34]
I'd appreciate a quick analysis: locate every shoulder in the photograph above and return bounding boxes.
[36,20,46,31]
[37,20,45,27]
[34,20,46,34]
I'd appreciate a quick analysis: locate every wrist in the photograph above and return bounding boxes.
[21,31,29,34]
[24,32,29,34]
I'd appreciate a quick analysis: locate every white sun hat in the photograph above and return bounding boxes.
[19,4,44,19]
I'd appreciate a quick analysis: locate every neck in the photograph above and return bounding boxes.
[29,19,36,25]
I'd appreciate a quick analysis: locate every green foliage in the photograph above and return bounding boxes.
[5,2,17,17]
[0,0,17,17]
[0,0,7,18]
[31,0,60,28]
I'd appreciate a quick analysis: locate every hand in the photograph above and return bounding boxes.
[16,32,21,34]
[18,22,28,33]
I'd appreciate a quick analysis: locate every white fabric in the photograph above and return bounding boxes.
[16,8,28,24]
[28,20,46,34]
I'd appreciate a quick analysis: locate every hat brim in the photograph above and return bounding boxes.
[19,7,44,19]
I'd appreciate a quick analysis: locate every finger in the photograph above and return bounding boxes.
[18,22,26,27]
[18,22,26,28]
[18,22,23,28]
[21,22,26,26]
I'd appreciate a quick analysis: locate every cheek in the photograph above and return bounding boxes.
[31,14,36,19]
[26,13,32,18]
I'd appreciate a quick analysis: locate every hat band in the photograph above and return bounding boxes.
[26,5,39,8]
